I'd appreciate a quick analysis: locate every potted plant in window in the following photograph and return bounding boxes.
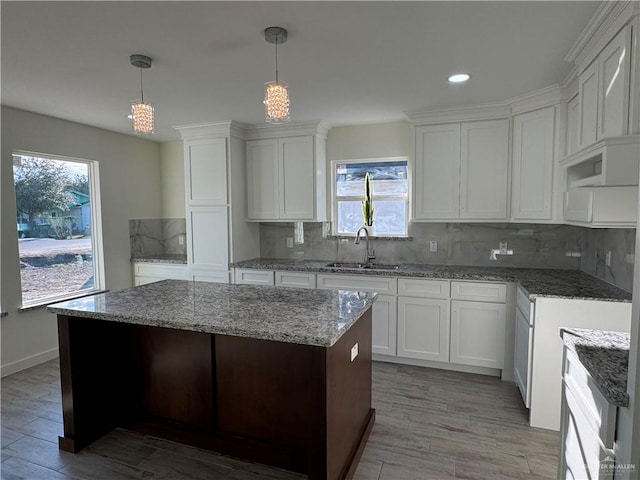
[361,172,374,230]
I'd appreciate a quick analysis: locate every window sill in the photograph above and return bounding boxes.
[19,289,108,313]
[329,235,413,241]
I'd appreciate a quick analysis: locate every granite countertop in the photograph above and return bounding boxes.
[561,327,630,407]
[47,280,376,348]
[131,254,187,264]
[230,258,632,303]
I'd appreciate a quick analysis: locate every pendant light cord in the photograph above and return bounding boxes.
[139,67,145,103]
[275,37,279,84]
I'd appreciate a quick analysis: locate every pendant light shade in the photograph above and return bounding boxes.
[130,54,154,134]
[264,27,290,124]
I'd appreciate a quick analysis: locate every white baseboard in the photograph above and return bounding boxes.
[373,353,502,378]
[1,348,59,377]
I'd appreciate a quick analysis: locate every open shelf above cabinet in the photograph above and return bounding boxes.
[560,135,639,188]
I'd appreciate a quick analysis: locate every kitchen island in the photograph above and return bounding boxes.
[48,280,377,480]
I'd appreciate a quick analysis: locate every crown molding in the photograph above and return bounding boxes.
[507,85,563,115]
[173,121,250,140]
[565,1,638,73]
[405,103,511,125]
[245,120,331,140]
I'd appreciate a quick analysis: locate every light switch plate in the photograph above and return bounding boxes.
[350,343,359,361]
[430,241,437,252]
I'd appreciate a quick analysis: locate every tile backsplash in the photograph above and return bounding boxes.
[129,218,186,258]
[259,222,636,293]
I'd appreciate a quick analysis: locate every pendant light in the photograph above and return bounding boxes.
[264,27,290,124]
[130,54,154,134]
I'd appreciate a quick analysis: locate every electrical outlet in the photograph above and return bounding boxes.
[605,251,612,266]
[499,242,508,254]
[350,343,359,362]
[286,237,293,248]
[430,240,437,252]
[178,234,184,245]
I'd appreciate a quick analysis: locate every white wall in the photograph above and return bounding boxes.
[1,106,162,376]
[326,121,412,161]
[160,140,186,218]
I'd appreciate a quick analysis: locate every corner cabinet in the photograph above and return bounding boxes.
[510,106,556,221]
[246,122,328,222]
[413,119,509,221]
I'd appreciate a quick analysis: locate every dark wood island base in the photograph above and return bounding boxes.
[56,309,374,480]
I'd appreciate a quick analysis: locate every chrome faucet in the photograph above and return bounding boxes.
[355,227,376,265]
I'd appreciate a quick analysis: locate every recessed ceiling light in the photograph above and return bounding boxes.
[448,73,471,84]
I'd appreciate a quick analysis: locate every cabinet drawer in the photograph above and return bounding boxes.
[316,274,397,295]
[134,263,188,280]
[451,281,506,303]
[564,349,617,447]
[235,269,274,286]
[398,278,449,298]
[275,271,316,289]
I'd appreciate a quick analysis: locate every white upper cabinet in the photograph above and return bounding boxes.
[279,136,315,219]
[414,124,461,220]
[246,123,328,222]
[598,26,631,140]
[578,26,632,150]
[413,119,509,221]
[566,95,580,157]
[511,107,555,221]
[246,139,279,219]
[185,138,228,206]
[460,120,509,220]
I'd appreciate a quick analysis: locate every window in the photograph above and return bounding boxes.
[13,152,103,307]
[333,158,409,236]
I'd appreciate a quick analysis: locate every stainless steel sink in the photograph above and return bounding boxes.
[324,262,401,271]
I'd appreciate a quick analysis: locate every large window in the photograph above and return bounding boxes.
[13,152,103,306]
[333,158,409,236]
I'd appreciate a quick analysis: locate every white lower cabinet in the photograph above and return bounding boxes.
[371,295,397,356]
[450,300,506,369]
[397,297,449,362]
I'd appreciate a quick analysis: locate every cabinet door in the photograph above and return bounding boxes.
[578,61,599,149]
[372,294,397,356]
[414,124,461,220]
[511,107,555,221]
[279,136,315,220]
[514,307,533,407]
[187,206,229,271]
[450,300,506,369]
[460,120,509,220]
[598,26,631,140]
[246,139,279,220]
[566,95,579,156]
[235,269,274,285]
[397,297,449,362]
[185,138,228,206]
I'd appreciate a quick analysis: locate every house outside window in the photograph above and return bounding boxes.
[13,152,104,307]
[333,158,409,236]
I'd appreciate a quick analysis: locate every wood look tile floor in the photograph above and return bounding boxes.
[0,359,559,480]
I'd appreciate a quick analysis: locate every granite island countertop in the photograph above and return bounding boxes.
[47,280,376,347]
[561,327,630,407]
[230,258,632,303]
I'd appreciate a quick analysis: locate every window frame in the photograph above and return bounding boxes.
[331,157,410,237]
[13,150,106,309]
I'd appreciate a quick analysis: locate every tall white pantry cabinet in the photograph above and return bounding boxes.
[176,122,259,283]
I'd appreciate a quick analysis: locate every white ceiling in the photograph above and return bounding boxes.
[1,1,600,142]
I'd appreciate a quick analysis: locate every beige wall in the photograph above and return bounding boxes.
[1,107,162,375]
[160,140,186,218]
[326,121,412,160]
